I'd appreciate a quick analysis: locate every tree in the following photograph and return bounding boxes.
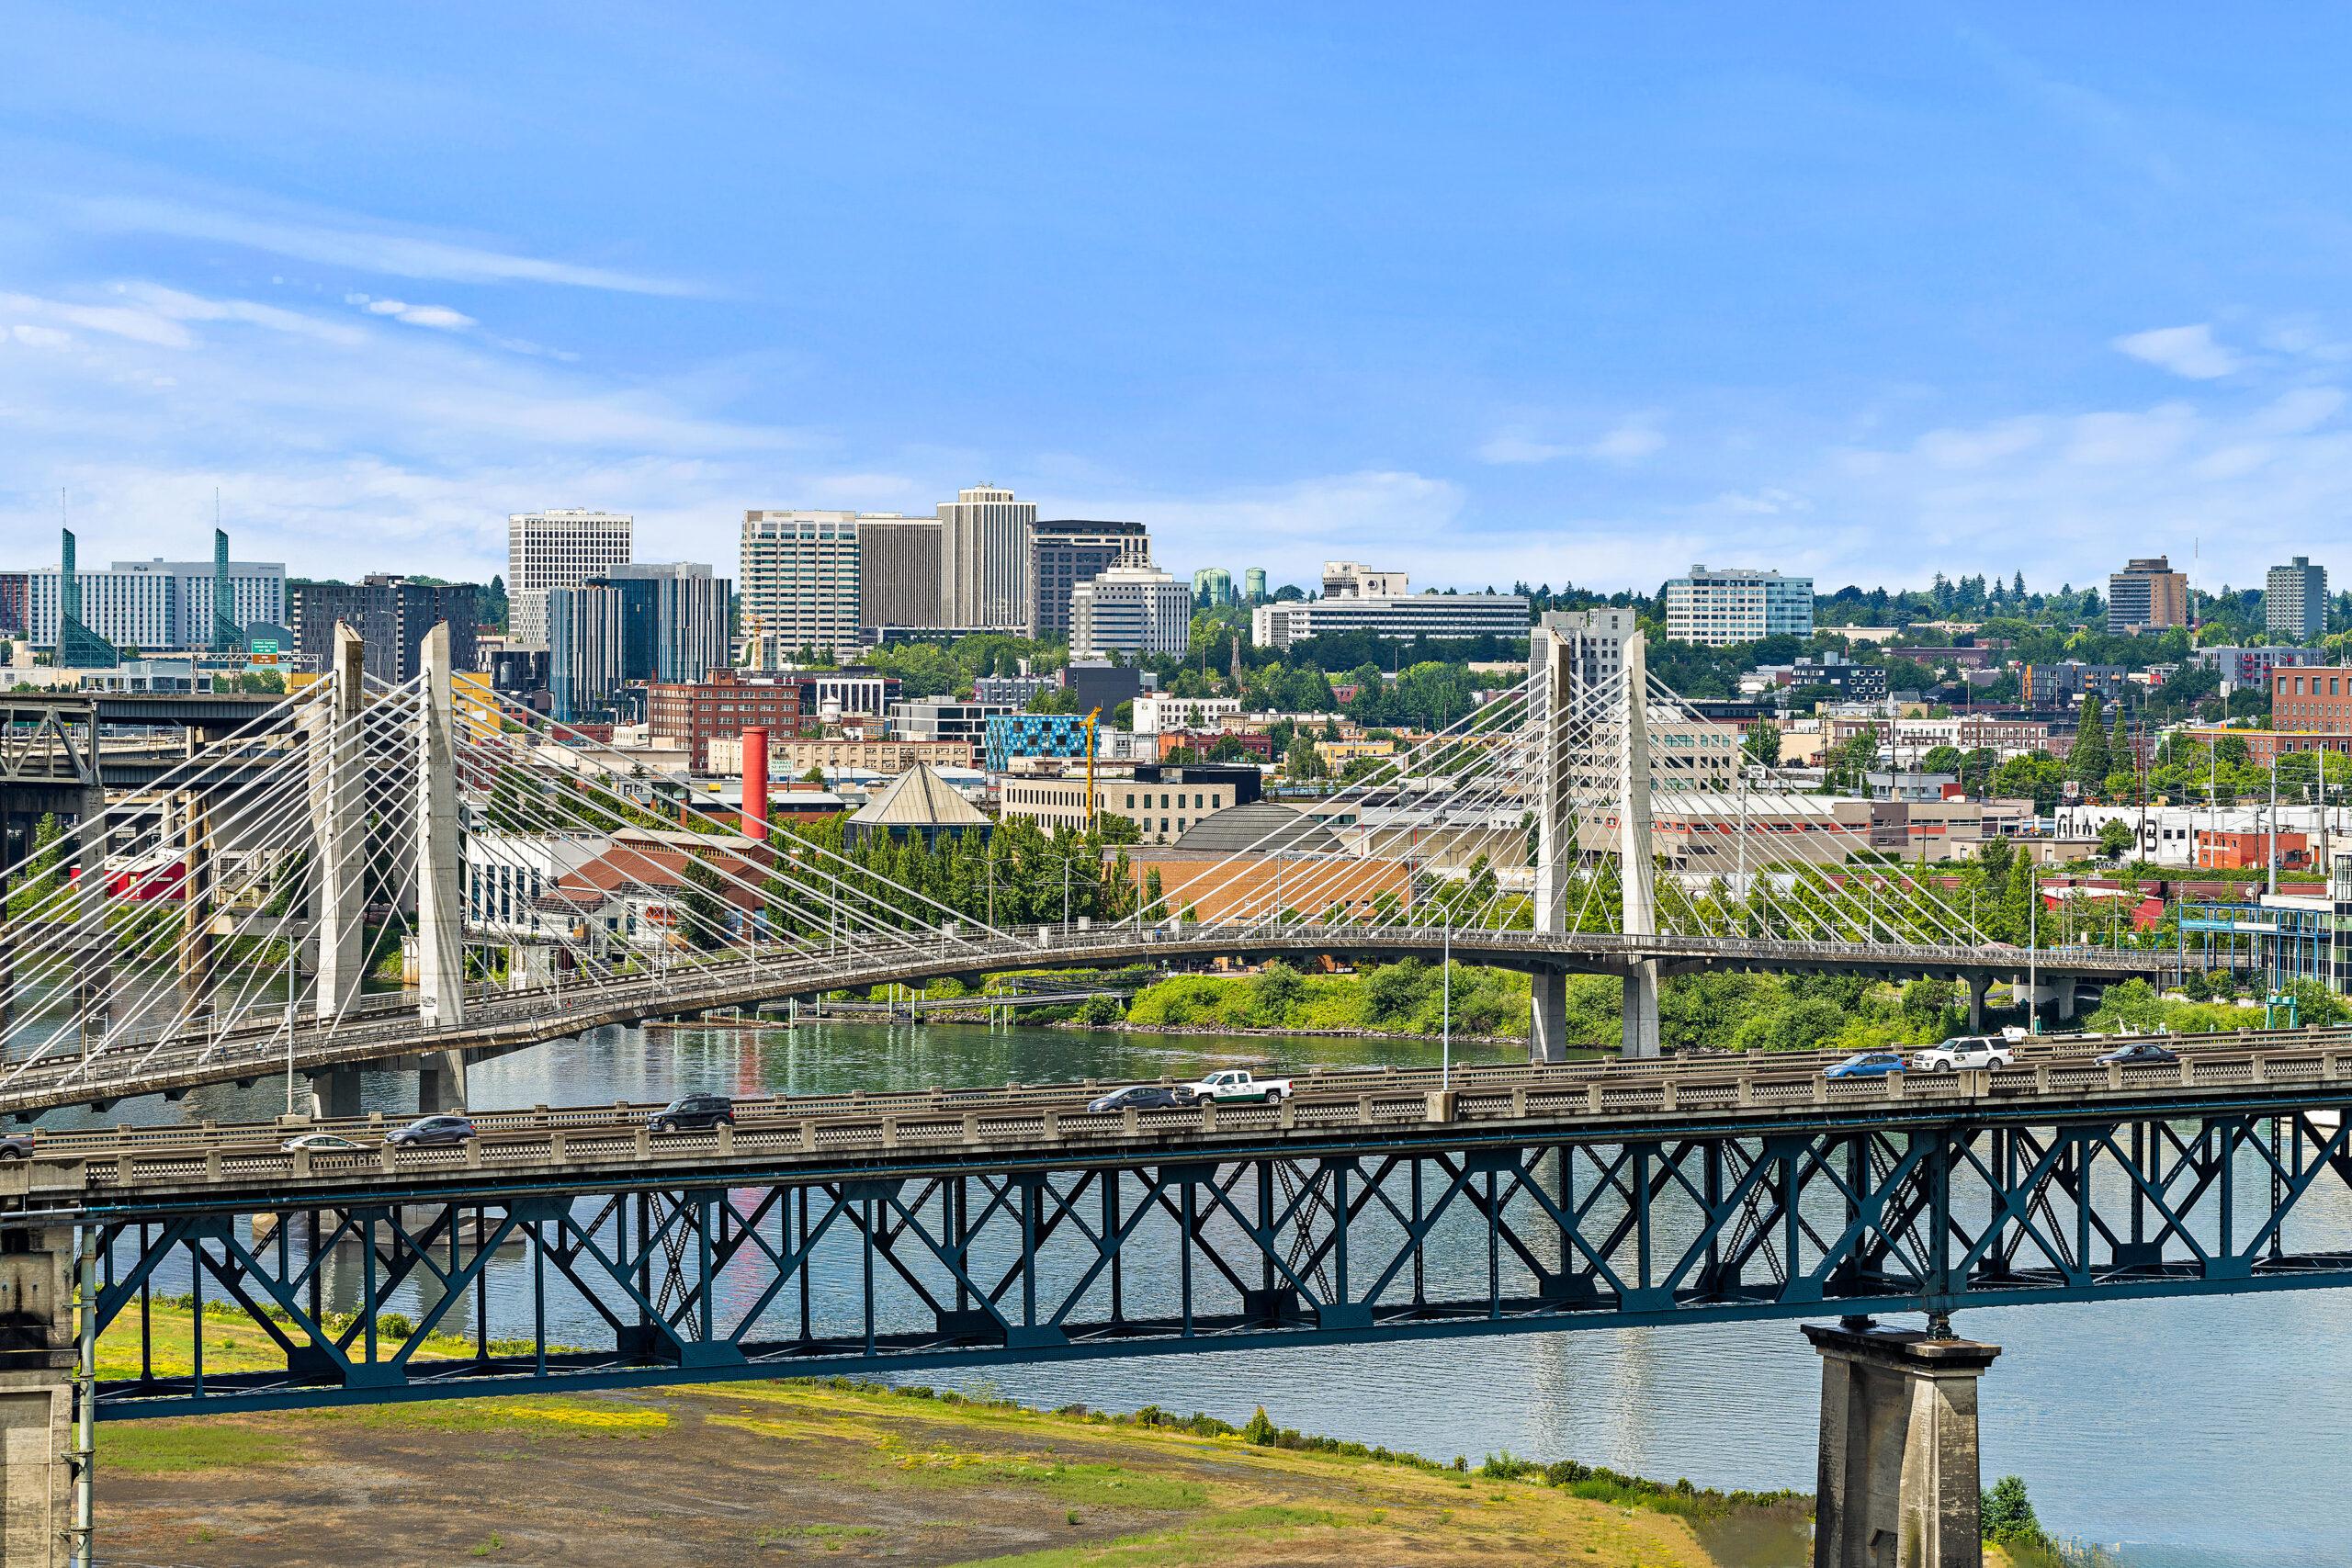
[1993,753,2066,814]
[673,854,730,951]
[2097,818,2135,861]
[2067,694,2110,789]
[1284,735,1327,782]
[6,813,63,919]
[1742,718,1782,770]
[1980,1475,2042,1546]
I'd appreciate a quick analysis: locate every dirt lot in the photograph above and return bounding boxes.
[96,1377,1810,1567]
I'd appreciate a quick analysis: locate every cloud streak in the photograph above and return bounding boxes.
[74,196,699,296]
[2113,323,2241,379]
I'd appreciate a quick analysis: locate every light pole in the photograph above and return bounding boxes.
[2028,856,2039,1034]
[281,939,297,1117]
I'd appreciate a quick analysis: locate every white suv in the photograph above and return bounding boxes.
[1910,1035,2017,1073]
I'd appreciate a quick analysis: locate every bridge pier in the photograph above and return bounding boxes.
[1622,964,1660,1058]
[1805,1320,1999,1567]
[0,1224,84,1568]
[1965,975,1989,1033]
[1529,973,1569,1064]
[311,1066,363,1122]
[416,1052,468,1114]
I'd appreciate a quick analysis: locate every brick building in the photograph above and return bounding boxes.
[646,669,804,769]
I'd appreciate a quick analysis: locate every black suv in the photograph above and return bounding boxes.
[650,1093,737,1134]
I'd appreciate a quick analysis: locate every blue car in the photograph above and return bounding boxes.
[1823,1051,1906,1081]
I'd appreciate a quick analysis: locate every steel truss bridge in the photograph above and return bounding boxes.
[3,1029,2338,1421]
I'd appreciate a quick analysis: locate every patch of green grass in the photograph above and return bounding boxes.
[886,1442,1204,1510]
[469,1532,504,1556]
[756,1523,884,1544]
[330,1396,667,1435]
[948,1506,1350,1567]
[103,1420,302,1474]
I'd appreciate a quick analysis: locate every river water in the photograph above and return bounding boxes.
[50,1018,2352,1566]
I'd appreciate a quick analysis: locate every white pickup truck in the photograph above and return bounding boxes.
[1909,1035,2017,1073]
[1189,1068,1295,1104]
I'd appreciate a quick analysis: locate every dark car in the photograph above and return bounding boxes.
[386,1114,476,1147]
[650,1093,736,1134]
[2096,1041,2180,1066]
[0,1134,34,1160]
[1086,1084,1197,1113]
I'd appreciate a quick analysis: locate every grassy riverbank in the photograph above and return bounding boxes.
[94,1303,1814,1566]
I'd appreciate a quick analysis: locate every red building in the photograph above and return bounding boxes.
[2271,666,2352,732]
[2194,829,2311,872]
[646,670,804,769]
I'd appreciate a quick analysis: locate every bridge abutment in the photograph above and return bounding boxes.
[1805,1320,1999,1568]
[0,1224,84,1568]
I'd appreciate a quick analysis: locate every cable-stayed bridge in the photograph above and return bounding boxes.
[0,621,2163,1121]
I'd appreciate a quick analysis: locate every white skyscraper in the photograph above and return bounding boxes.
[937,485,1035,632]
[508,510,633,649]
[740,511,865,663]
[1070,564,1193,659]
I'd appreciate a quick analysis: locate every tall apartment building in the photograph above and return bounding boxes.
[856,514,943,637]
[1071,565,1193,659]
[1321,562,1410,598]
[546,585,626,724]
[937,486,1034,632]
[2107,556,2189,634]
[507,509,632,649]
[1031,519,1149,640]
[1662,567,1814,647]
[602,563,729,682]
[291,576,478,682]
[740,512,862,660]
[20,533,286,653]
[2267,556,2328,642]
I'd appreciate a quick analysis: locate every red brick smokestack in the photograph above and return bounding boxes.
[741,727,769,841]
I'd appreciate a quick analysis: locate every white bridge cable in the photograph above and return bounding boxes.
[453,730,971,970]
[452,688,1012,953]
[1137,679,1537,931]
[0,692,351,1072]
[26,682,425,1087]
[446,719,998,988]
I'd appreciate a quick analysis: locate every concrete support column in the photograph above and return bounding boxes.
[2053,976,2077,1021]
[1966,975,1989,1033]
[311,1066,363,1122]
[309,624,367,1017]
[1805,1321,2001,1568]
[1529,971,1570,1064]
[415,624,466,1031]
[417,1051,468,1113]
[0,1224,81,1567]
[1616,633,1660,1059]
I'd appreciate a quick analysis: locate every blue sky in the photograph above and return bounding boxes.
[6,5,2352,597]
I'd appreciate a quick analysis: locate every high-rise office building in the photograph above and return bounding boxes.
[1662,566,1815,646]
[2268,556,2328,643]
[937,485,1034,631]
[508,510,632,648]
[740,512,863,660]
[546,583,625,723]
[2107,556,2189,635]
[1031,519,1149,640]
[600,562,729,682]
[292,576,478,682]
[1071,565,1194,659]
[855,515,943,637]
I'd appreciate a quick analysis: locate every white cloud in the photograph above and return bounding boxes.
[348,295,476,331]
[2112,323,2240,380]
[1477,418,1664,466]
[78,196,697,296]
[8,324,72,349]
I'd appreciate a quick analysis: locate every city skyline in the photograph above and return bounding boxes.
[12,10,2352,595]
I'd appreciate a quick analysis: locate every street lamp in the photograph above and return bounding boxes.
[1441,899,1453,1090]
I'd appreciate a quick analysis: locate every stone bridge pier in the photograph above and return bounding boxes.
[1805,1319,2000,1567]
[0,1217,86,1567]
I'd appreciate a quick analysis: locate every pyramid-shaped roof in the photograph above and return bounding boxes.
[847,762,991,829]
